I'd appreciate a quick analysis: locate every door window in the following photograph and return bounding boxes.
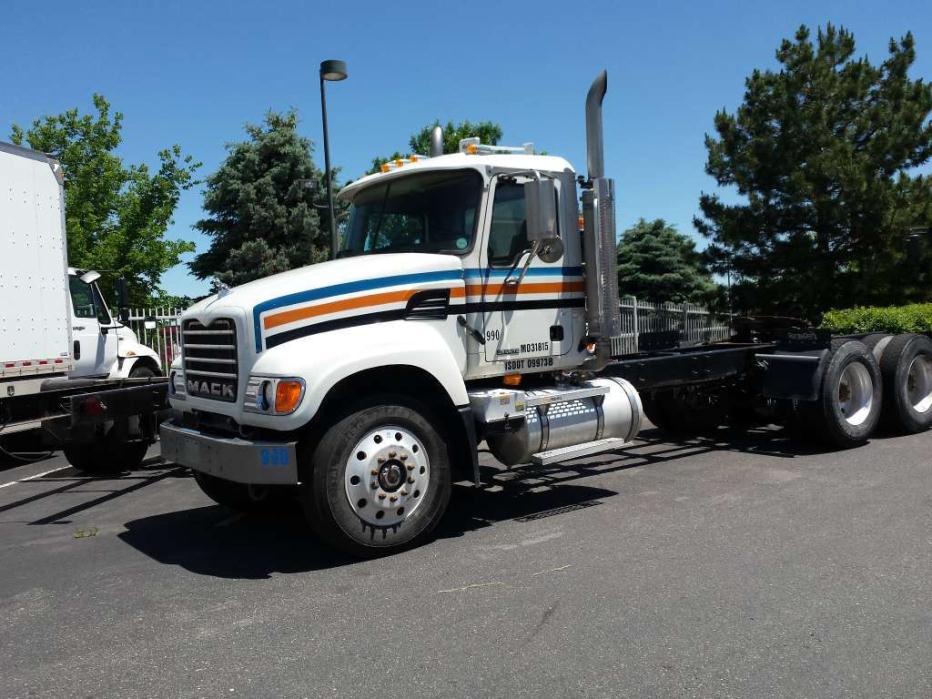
[488,178,560,266]
[488,180,528,266]
[69,277,111,325]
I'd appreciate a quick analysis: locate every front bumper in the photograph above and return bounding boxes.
[160,420,299,485]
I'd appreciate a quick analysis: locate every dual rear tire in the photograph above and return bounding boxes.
[878,334,932,434]
[806,334,932,448]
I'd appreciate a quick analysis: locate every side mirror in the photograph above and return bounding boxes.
[115,277,130,307]
[523,178,558,242]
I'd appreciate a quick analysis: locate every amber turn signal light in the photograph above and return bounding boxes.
[275,379,304,414]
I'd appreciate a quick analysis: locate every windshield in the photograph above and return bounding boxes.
[340,169,482,258]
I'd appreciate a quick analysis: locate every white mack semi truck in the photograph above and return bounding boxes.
[161,72,932,556]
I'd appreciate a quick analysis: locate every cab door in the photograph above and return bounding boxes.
[478,176,581,371]
[68,276,118,377]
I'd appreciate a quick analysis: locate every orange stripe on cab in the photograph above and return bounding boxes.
[264,286,465,330]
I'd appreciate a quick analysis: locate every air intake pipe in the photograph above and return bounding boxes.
[430,126,443,157]
[581,70,621,369]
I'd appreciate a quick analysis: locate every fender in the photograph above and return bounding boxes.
[111,336,162,378]
[239,319,469,431]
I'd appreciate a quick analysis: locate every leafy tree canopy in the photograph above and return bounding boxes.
[696,24,932,318]
[190,110,345,288]
[617,219,717,304]
[368,120,503,174]
[11,94,199,305]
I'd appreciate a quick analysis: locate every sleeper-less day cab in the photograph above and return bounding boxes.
[161,72,932,556]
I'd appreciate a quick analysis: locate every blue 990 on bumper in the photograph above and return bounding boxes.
[159,421,299,485]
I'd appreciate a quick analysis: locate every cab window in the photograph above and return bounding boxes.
[488,178,560,266]
[487,181,527,266]
[69,277,111,325]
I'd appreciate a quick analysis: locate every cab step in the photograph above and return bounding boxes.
[531,437,629,466]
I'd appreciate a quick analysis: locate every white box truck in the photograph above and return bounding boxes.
[0,141,169,473]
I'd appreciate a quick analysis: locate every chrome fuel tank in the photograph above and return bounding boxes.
[486,378,642,466]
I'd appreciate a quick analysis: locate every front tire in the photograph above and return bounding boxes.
[63,438,148,475]
[129,363,160,379]
[192,471,280,513]
[301,399,452,557]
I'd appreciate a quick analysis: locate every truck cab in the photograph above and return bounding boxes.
[67,268,162,379]
[161,71,638,556]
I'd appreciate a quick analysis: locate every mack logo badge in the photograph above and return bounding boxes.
[187,379,235,400]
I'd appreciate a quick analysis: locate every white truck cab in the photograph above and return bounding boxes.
[161,71,640,556]
[67,268,162,379]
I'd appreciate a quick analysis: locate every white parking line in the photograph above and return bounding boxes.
[0,466,70,489]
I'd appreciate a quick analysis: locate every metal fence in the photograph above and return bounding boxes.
[125,309,184,373]
[612,297,732,356]
[125,298,733,372]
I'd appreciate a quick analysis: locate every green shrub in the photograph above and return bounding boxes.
[821,303,932,334]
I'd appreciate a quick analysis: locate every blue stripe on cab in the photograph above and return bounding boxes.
[253,270,464,351]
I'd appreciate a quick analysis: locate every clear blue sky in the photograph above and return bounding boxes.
[3,0,930,298]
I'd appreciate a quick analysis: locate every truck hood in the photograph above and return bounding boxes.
[185,253,466,353]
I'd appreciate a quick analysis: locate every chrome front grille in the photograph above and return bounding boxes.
[182,318,238,402]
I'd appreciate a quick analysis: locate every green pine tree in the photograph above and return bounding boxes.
[191,110,345,287]
[696,24,932,318]
[617,219,717,304]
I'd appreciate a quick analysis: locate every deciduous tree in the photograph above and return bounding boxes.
[11,95,199,304]
[368,120,503,174]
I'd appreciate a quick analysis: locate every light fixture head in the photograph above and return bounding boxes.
[320,59,347,81]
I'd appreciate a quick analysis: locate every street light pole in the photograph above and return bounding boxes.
[319,59,348,260]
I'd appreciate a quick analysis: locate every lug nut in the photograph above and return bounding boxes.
[370,469,379,475]
[400,490,408,496]
[400,454,408,461]
[377,493,386,500]
[389,495,398,502]
[371,482,378,490]
[389,451,397,458]
[406,464,415,471]
[377,457,386,464]
[407,477,415,484]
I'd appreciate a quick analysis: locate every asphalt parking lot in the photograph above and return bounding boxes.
[1,424,931,698]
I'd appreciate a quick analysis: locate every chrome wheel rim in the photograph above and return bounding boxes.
[837,362,873,426]
[906,354,932,414]
[344,425,429,527]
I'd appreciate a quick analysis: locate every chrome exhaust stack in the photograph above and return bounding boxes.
[581,70,621,369]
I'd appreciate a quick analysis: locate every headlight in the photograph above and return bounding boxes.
[244,376,305,415]
[170,370,186,399]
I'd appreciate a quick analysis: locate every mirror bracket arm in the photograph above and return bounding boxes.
[504,240,541,287]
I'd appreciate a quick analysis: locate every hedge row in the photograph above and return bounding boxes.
[821,303,932,334]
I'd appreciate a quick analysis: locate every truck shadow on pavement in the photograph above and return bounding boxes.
[117,423,838,579]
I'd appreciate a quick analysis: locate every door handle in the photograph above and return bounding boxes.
[73,326,86,331]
